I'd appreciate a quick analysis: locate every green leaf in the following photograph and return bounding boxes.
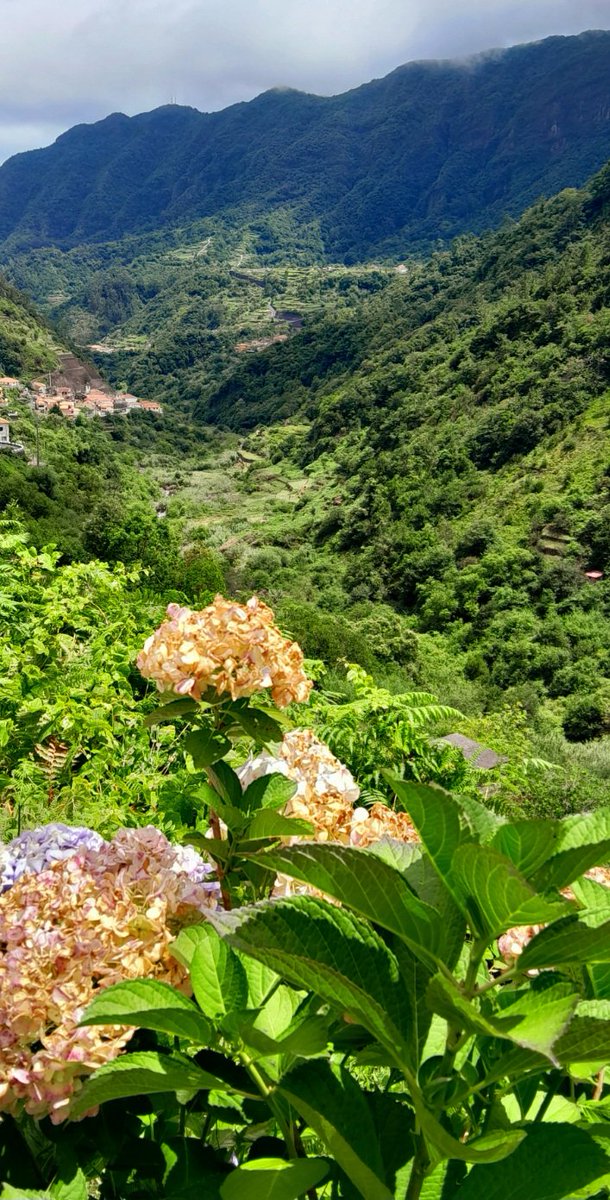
[69,1051,220,1117]
[262,842,443,966]
[231,707,285,744]
[242,772,296,812]
[533,807,610,891]
[246,810,314,840]
[0,1190,51,1199]
[190,924,249,1019]
[414,1106,525,1164]
[426,975,578,1061]
[80,978,211,1043]
[144,697,199,726]
[555,1000,610,1074]
[455,1123,610,1200]
[450,843,570,938]
[185,728,231,768]
[519,911,610,970]
[209,897,415,1069]
[220,1157,328,1200]
[170,923,210,968]
[454,792,507,843]
[49,1161,87,1200]
[207,760,244,806]
[279,1060,393,1200]
[491,819,561,878]
[388,778,467,879]
[162,1139,229,1200]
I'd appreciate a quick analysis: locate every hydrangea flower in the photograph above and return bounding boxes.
[237,728,360,843]
[0,823,106,891]
[0,826,219,1123]
[137,595,312,708]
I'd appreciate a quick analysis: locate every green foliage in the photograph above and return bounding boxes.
[308,664,472,798]
[5,780,607,1198]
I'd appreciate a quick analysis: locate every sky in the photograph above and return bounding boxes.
[1,0,610,163]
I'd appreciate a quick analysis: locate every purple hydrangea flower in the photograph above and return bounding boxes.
[1,823,107,891]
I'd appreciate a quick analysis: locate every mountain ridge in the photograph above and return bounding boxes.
[2,31,610,259]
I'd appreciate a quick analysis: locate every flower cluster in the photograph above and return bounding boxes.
[0,826,218,1123]
[237,728,360,843]
[350,803,419,848]
[237,729,419,849]
[0,822,106,891]
[137,596,312,708]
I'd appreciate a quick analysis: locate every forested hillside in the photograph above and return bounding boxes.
[1,32,610,260]
[196,163,610,726]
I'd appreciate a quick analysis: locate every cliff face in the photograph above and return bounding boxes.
[2,32,610,259]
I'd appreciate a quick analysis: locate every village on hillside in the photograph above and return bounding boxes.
[0,359,162,453]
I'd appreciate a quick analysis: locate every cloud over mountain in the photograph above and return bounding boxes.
[0,0,609,162]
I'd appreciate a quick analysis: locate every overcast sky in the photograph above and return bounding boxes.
[1,0,610,163]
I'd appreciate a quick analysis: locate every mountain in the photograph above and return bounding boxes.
[0,274,60,377]
[2,32,610,260]
[198,160,610,711]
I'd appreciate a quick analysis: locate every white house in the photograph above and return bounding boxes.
[0,420,10,444]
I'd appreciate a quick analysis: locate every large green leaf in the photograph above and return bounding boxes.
[262,842,443,965]
[69,1052,220,1117]
[185,728,231,769]
[426,975,578,1061]
[80,978,211,1043]
[220,1157,328,1200]
[491,819,561,878]
[49,1160,87,1200]
[555,1000,610,1075]
[231,706,285,745]
[388,778,467,879]
[532,807,610,891]
[170,923,210,969]
[144,697,199,726]
[190,925,249,1019]
[455,1123,610,1200]
[450,843,570,938]
[206,761,244,807]
[246,810,314,840]
[209,897,415,1068]
[519,911,610,970]
[279,1060,393,1200]
[242,772,296,812]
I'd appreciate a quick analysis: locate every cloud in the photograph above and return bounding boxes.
[0,0,609,161]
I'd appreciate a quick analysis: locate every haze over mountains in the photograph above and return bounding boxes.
[1,31,610,259]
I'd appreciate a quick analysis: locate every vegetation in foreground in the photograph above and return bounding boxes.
[1,587,610,1199]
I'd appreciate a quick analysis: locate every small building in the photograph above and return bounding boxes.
[0,376,20,388]
[437,733,507,770]
[30,380,47,395]
[137,399,163,414]
[0,420,9,444]
[114,394,140,414]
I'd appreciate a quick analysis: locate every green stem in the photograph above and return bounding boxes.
[405,1131,429,1200]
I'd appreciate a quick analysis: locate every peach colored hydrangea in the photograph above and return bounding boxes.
[350,803,419,848]
[237,729,419,857]
[0,828,217,1124]
[237,728,360,844]
[137,596,312,708]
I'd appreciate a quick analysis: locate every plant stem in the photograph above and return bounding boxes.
[405,1133,429,1200]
